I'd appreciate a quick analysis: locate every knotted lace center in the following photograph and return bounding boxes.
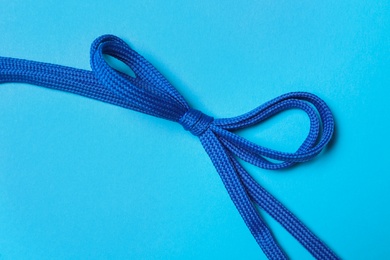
[179,108,214,136]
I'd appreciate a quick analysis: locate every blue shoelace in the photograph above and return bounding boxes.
[0,35,339,259]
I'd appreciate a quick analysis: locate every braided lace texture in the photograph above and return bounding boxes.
[0,35,339,259]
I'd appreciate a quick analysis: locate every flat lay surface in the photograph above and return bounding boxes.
[0,1,389,259]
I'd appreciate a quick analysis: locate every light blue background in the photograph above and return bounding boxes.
[0,1,389,259]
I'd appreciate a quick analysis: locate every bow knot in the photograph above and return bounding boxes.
[0,34,339,260]
[179,108,214,136]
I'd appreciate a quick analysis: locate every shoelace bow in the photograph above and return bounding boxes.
[0,35,339,259]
